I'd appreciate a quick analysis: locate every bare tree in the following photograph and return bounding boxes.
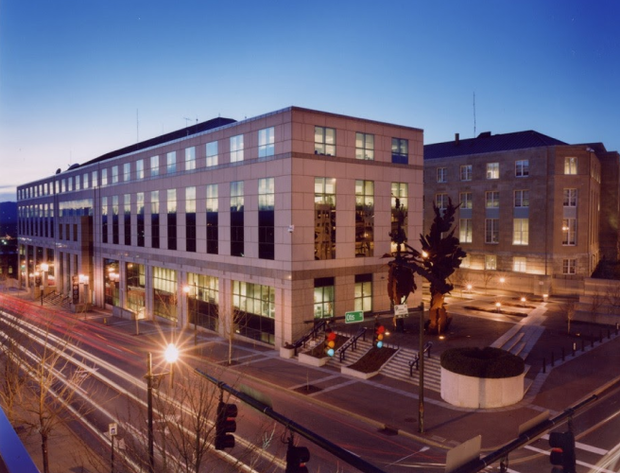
[10,317,94,473]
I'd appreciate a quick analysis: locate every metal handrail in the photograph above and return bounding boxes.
[409,341,433,376]
[290,319,330,355]
[335,326,367,362]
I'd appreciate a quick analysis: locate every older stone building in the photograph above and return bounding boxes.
[424,131,620,296]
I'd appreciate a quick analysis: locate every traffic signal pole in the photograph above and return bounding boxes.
[195,369,387,473]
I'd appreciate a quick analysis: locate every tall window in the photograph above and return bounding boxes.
[355,180,374,257]
[112,166,119,184]
[230,134,244,163]
[137,192,145,247]
[437,167,447,183]
[151,190,160,249]
[563,259,576,275]
[258,178,275,259]
[562,218,576,245]
[92,170,98,187]
[185,146,196,171]
[563,188,577,207]
[83,173,89,189]
[206,184,218,254]
[233,281,275,345]
[124,194,131,246]
[514,190,529,208]
[391,182,408,251]
[167,152,177,174]
[486,162,499,179]
[315,177,336,260]
[126,262,145,314]
[123,163,131,182]
[167,189,177,250]
[314,277,334,319]
[136,159,144,179]
[485,191,499,208]
[391,138,408,164]
[187,273,219,331]
[485,254,497,270]
[564,157,578,175]
[355,132,374,160]
[354,274,373,313]
[230,181,244,256]
[258,127,275,158]
[436,193,449,210]
[206,141,218,167]
[75,175,81,190]
[513,218,529,245]
[150,156,159,177]
[101,196,108,244]
[315,126,336,156]
[459,219,472,243]
[153,267,177,321]
[460,164,472,181]
[112,195,119,244]
[101,169,108,186]
[513,257,527,272]
[515,160,529,177]
[186,187,196,252]
[485,218,499,244]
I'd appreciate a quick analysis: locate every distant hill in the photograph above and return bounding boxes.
[0,202,17,236]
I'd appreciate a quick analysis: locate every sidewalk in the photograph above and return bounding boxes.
[78,294,620,453]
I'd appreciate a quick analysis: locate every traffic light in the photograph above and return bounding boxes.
[549,430,576,473]
[214,401,237,450]
[373,323,385,348]
[324,331,336,357]
[286,440,310,473]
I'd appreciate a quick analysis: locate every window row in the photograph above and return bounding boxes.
[475,254,577,275]
[314,126,409,164]
[436,160,529,183]
[457,217,576,246]
[436,188,578,210]
[436,156,580,184]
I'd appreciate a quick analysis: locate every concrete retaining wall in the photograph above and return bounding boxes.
[440,367,525,408]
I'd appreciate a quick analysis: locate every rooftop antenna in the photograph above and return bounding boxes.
[473,92,477,137]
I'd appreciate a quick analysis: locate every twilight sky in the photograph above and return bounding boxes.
[1,0,619,202]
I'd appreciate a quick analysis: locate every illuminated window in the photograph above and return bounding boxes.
[485,255,496,270]
[460,192,472,209]
[315,126,336,156]
[562,218,576,245]
[459,218,472,243]
[513,218,529,245]
[486,162,499,179]
[564,157,578,175]
[513,257,526,272]
[355,132,374,160]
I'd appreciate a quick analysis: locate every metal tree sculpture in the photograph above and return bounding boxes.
[387,198,466,334]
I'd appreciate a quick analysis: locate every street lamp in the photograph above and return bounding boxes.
[145,345,178,473]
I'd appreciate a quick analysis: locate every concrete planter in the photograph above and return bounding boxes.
[440,367,525,408]
[280,347,296,359]
[298,352,329,367]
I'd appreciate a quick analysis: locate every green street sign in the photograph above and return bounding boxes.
[345,311,364,324]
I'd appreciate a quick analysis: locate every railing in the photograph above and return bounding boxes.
[290,319,330,355]
[335,326,367,362]
[409,341,433,376]
[0,405,40,473]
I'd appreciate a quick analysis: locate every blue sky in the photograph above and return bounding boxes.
[1,0,619,202]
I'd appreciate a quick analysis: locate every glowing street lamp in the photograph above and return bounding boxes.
[145,345,178,473]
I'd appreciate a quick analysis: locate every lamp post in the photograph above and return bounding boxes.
[145,345,178,473]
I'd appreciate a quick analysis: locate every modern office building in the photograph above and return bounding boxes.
[424,131,620,296]
[17,107,424,349]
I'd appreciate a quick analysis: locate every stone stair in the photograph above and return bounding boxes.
[326,336,372,368]
[381,348,442,392]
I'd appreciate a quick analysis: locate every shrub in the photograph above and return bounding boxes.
[440,347,524,378]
